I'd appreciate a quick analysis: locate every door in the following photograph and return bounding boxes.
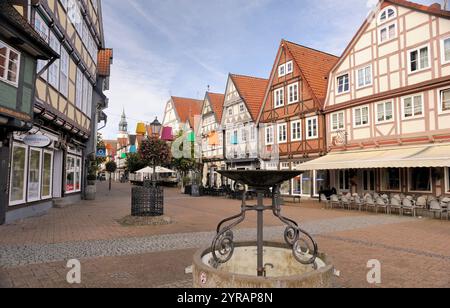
[0,139,8,224]
[52,150,63,198]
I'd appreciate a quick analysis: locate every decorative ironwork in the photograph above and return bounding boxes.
[131,180,164,217]
[211,171,319,276]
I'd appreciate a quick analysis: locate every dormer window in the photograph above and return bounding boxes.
[378,6,396,25]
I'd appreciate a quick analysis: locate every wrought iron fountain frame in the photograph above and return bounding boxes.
[211,182,319,277]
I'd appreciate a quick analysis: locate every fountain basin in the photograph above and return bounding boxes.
[193,242,334,288]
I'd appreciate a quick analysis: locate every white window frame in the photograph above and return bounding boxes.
[274,87,284,108]
[41,150,54,200]
[278,64,286,77]
[378,22,397,44]
[408,44,430,74]
[440,37,450,65]
[376,101,394,124]
[0,40,21,87]
[356,65,372,89]
[337,74,350,94]
[287,82,299,104]
[401,93,424,120]
[291,120,302,142]
[408,168,433,193]
[277,123,287,144]
[76,68,83,110]
[9,143,28,206]
[306,116,318,140]
[286,61,293,74]
[438,87,450,114]
[331,111,345,132]
[353,105,370,127]
[27,148,43,203]
[378,6,397,25]
[66,154,82,194]
[265,125,274,146]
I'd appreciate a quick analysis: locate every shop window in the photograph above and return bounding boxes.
[446,167,450,193]
[409,168,432,192]
[302,171,312,196]
[66,155,82,193]
[42,151,53,199]
[9,144,28,206]
[292,175,302,196]
[315,170,328,196]
[382,168,401,191]
[363,170,376,191]
[27,149,42,202]
[338,170,350,191]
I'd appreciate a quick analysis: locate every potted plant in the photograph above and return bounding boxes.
[85,166,97,200]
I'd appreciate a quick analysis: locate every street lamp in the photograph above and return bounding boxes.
[150,117,162,137]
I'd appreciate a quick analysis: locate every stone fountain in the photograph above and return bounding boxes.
[192,170,334,288]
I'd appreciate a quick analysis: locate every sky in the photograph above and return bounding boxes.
[100,0,438,139]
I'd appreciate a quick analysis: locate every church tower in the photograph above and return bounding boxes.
[119,109,128,133]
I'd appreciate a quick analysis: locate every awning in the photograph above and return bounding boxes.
[296,143,450,171]
[135,167,176,174]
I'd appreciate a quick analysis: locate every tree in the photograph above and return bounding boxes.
[171,130,202,188]
[126,153,147,173]
[105,161,117,191]
[139,137,171,183]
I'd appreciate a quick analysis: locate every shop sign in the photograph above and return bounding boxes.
[23,134,52,148]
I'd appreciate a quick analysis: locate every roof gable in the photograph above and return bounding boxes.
[171,96,203,129]
[230,74,268,121]
[206,92,225,123]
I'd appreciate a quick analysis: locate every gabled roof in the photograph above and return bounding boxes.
[331,0,450,77]
[206,92,225,123]
[387,0,450,18]
[283,40,339,102]
[171,96,203,128]
[230,74,269,121]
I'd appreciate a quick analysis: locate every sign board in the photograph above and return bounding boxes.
[96,148,107,158]
[23,134,52,148]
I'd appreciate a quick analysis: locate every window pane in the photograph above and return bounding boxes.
[410,51,418,71]
[385,102,393,120]
[28,150,41,201]
[389,24,396,39]
[7,50,19,83]
[10,146,26,203]
[381,28,387,42]
[355,109,362,125]
[442,89,450,111]
[66,156,75,192]
[414,96,422,116]
[302,171,312,196]
[362,107,369,124]
[404,98,413,117]
[292,176,301,195]
[42,152,52,197]
[410,168,431,191]
[420,47,429,69]
[383,168,400,190]
[358,69,364,87]
[445,39,450,62]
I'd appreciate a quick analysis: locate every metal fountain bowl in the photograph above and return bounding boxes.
[217,170,303,188]
[192,170,335,288]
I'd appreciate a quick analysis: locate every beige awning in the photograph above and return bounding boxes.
[295,143,450,171]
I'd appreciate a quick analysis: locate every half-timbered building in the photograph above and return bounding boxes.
[257,40,338,198]
[300,0,450,197]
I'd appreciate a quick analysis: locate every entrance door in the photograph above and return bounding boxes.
[52,150,63,198]
[0,140,8,224]
[362,170,376,192]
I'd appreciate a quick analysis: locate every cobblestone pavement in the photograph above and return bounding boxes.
[0,182,449,288]
[0,215,413,268]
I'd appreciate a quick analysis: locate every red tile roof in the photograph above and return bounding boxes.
[284,40,339,102]
[171,96,203,128]
[207,92,225,123]
[386,0,450,18]
[98,48,113,76]
[230,74,269,121]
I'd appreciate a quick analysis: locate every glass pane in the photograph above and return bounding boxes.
[292,176,301,195]
[280,181,290,195]
[385,102,393,120]
[442,90,450,111]
[302,171,312,196]
[75,158,81,191]
[420,47,429,69]
[42,152,52,197]
[410,51,418,71]
[28,150,41,200]
[445,39,450,61]
[381,28,387,42]
[414,96,422,116]
[66,157,74,192]
[383,168,400,190]
[0,53,5,77]
[358,69,364,87]
[410,168,431,191]
[10,146,26,202]
[389,24,396,39]
[404,98,413,117]
[315,171,328,195]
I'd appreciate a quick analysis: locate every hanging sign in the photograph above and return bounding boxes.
[23,134,52,148]
[96,148,107,158]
